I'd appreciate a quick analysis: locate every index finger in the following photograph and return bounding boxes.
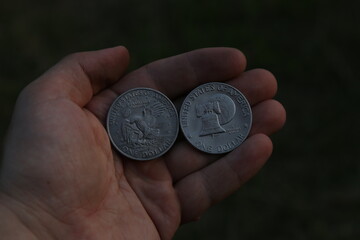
[86,48,247,122]
[111,47,247,98]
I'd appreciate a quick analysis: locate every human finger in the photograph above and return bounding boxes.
[87,47,247,122]
[226,68,278,105]
[172,68,278,112]
[166,68,281,182]
[250,99,286,136]
[111,47,247,98]
[174,134,272,223]
[166,99,285,182]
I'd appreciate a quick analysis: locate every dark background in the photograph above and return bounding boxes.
[1,0,359,239]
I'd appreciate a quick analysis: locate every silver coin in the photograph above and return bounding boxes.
[179,82,252,154]
[107,88,179,160]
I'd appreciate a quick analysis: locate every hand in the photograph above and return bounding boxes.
[0,47,286,240]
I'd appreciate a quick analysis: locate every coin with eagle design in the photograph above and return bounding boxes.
[107,88,179,160]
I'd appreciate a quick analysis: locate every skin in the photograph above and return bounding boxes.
[0,46,286,240]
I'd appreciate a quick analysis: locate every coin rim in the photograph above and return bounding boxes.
[106,87,179,160]
[179,82,252,154]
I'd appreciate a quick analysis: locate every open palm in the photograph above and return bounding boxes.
[0,47,285,240]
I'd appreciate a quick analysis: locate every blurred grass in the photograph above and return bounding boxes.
[1,0,359,239]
